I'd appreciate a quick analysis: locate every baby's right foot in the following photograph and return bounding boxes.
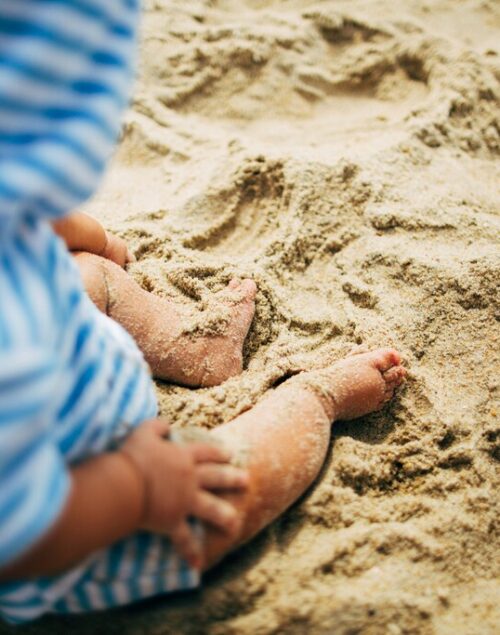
[198,278,257,387]
[164,278,257,388]
[300,348,406,421]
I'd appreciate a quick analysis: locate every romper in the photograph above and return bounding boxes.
[0,0,199,624]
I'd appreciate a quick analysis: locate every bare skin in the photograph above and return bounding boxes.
[75,251,256,388]
[0,423,249,580]
[3,214,404,583]
[202,348,406,568]
[52,212,135,267]
[0,347,405,581]
[79,254,406,566]
[52,212,256,388]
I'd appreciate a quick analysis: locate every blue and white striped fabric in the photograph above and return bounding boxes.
[0,0,200,624]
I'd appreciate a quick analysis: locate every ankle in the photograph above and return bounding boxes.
[286,371,338,422]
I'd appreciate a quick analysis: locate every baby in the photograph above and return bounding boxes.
[0,0,406,624]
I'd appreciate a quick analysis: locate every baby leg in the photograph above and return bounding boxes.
[203,348,406,569]
[74,252,256,388]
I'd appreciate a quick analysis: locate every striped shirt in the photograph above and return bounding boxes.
[0,0,199,624]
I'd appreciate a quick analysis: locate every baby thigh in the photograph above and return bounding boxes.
[73,252,109,313]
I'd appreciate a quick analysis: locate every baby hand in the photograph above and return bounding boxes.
[119,420,248,569]
[169,442,249,569]
[101,231,135,268]
[119,419,198,536]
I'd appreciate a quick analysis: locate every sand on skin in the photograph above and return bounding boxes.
[2,1,499,634]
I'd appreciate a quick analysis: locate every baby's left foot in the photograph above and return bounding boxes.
[295,348,406,421]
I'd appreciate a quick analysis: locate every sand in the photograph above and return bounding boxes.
[3,0,499,634]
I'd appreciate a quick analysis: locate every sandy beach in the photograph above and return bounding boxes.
[3,0,499,634]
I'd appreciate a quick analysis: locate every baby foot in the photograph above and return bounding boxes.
[299,348,406,421]
[197,278,257,387]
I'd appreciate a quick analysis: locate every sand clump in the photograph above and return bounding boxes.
[3,1,499,634]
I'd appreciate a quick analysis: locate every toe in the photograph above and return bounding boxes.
[382,389,395,403]
[227,278,257,302]
[228,280,256,338]
[239,279,257,301]
[383,365,406,386]
[381,366,406,404]
[371,347,402,372]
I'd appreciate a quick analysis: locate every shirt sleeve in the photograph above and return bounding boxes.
[0,0,139,237]
[0,346,71,569]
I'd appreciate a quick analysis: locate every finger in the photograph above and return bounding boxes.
[142,418,170,437]
[126,248,136,263]
[189,443,232,464]
[197,464,249,491]
[192,491,240,534]
[118,246,129,268]
[170,521,203,570]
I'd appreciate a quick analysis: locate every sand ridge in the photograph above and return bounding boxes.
[3,1,498,634]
